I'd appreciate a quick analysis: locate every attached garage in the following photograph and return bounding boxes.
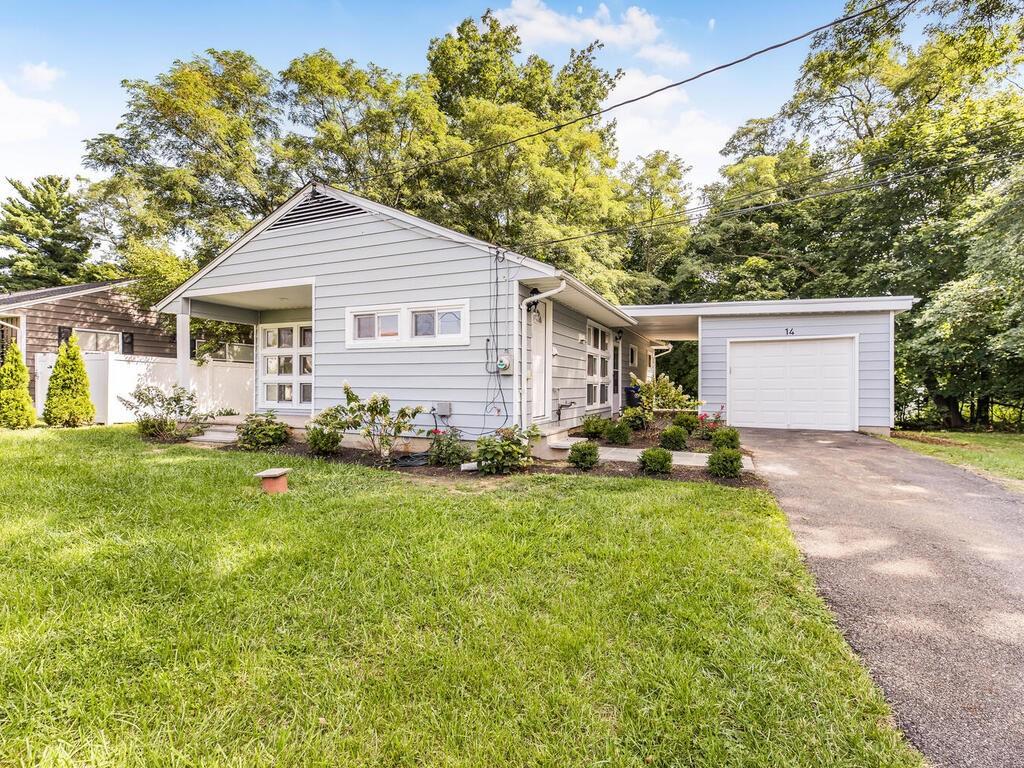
[727,336,857,430]
[620,296,917,434]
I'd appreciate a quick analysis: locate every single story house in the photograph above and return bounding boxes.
[0,280,177,401]
[154,182,914,449]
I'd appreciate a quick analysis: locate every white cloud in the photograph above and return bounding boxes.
[0,79,77,142]
[608,69,734,190]
[0,79,83,195]
[495,0,688,67]
[708,18,716,32]
[18,61,64,92]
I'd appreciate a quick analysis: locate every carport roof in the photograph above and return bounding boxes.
[619,296,916,341]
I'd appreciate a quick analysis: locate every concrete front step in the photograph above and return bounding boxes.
[188,428,237,445]
[547,436,588,451]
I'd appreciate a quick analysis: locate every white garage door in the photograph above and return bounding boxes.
[728,337,856,430]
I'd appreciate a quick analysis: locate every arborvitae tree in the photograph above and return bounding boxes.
[43,335,94,427]
[0,342,35,429]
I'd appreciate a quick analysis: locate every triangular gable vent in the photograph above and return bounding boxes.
[268,190,368,231]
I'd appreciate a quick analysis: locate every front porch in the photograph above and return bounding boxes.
[172,279,314,418]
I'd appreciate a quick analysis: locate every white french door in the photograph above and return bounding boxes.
[258,322,313,410]
[529,300,551,421]
[611,338,622,413]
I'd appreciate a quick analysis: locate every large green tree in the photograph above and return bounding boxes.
[0,176,96,292]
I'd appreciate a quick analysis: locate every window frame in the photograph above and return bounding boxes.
[628,344,638,368]
[585,320,611,411]
[257,321,314,410]
[73,327,122,353]
[345,301,470,348]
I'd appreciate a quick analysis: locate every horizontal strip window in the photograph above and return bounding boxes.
[345,302,470,348]
[74,328,121,353]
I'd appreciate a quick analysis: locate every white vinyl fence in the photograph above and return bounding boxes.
[34,352,253,424]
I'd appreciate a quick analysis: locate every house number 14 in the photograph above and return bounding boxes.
[784,328,795,335]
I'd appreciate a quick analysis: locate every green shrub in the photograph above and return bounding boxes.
[0,342,35,429]
[580,415,609,439]
[638,447,673,474]
[339,383,424,463]
[672,412,699,431]
[43,335,94,427]
[428,427,471,467]
[237,412,291,451]
[712,427,741,450]
[620,406,648,431]
[474,424,540,475]
[567,440,599,470]
[707,447,743,478]
[119,384,213,441]
[633,373,700,423]
[305,405,353,455]
[659,425,687,451]
[603,420,632,445]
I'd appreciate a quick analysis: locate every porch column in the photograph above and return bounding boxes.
[176,298,191,390]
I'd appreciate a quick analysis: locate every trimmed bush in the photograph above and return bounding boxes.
[475,425,540,475]
[712,427,741,450]
[305,405,352,455]
[603,420,632,445]
[638,447,673,475]
[707,447,743,478]
[672,412,699,432]
[43,335,94,427]
[620,406,648,431]
[237,412,291,451]
[659,425,687,451]
[119,384,213,441]
[580,415,609,439]
[568,440,599,470]
[0,342,35,429]
[428,428,471,467]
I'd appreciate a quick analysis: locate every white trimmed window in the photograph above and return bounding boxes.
[628,344,638,367]
[647,349,655,380]
[75,328,121,352]
[586,320,611,409]
[259,323,314,407]
[346,302,470,348]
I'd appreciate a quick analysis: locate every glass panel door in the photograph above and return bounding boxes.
[258,323,313,409]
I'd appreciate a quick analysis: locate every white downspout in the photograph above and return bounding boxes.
[519,280,566,428]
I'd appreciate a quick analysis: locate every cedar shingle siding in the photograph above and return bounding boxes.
[21,287,176,387]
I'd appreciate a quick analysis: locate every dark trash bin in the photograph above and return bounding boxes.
[624,385,641,408]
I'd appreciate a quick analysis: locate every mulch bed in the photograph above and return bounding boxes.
[570,429,715,452]
[221,441,765,489]
[893,431,976,448]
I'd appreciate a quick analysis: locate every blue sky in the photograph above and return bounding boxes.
[0,0,845,194]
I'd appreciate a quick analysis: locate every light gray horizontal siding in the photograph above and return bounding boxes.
[528,298,654,434]
[183,211,547,436]
[699,312,893,428]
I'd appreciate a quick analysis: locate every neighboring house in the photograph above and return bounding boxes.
[0,280,176,394]
[153,182,915,448]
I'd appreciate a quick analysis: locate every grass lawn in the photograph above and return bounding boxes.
[888,430,1024,484]
[0,427,920,767]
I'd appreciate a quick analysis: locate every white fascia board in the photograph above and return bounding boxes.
[557,272,638,327]
[621,296,918,318]
[153,182,319,313]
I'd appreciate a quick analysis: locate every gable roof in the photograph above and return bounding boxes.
[0,279,133,311]
[153,182,558,313]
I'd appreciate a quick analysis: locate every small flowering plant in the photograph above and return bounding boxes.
[341,383,424,463]
[694,409,724,439]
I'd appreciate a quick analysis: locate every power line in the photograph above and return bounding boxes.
[342,0,914,186]
[515,145,1024,249]
[527,111,1024,243]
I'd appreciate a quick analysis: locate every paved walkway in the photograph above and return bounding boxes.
[598,445,755,469]
[742,428,1024,768]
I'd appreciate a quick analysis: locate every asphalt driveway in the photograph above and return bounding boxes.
[742,429,1024,768]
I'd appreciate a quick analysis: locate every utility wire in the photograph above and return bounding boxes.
[515,112,1024,244]
[515,145,1024,249]
[342,0,914,186]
